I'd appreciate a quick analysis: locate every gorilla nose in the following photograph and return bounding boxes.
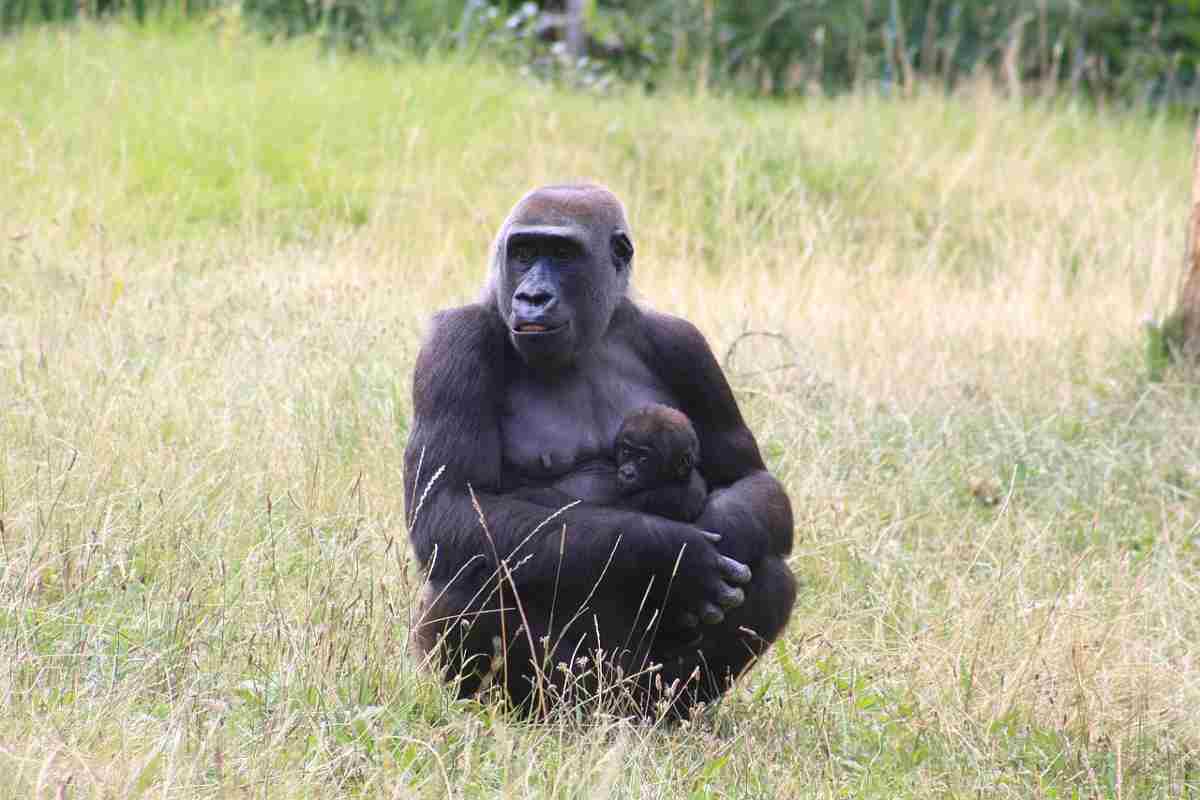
[514,289,554,308]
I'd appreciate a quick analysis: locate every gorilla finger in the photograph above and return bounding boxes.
[699,602,725,625]
[718,556,752,585]
[702,530,721,543]
[718,585,745,610]
[661,631,704,657]
[673,632,704,651]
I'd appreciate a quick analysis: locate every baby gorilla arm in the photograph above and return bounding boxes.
[622,468,708,522]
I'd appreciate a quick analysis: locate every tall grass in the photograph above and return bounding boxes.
[0,23,1197,798]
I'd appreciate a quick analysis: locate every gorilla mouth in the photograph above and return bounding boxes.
[513,322,567,335]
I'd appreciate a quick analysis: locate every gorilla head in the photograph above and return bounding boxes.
[489,184,635,368]
[615,404,701,494]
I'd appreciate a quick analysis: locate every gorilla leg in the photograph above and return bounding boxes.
[413,558,795,716]
[414,572,697,716]
[412,575,640,713]
[411,580,555,709]
[651,555,796,710]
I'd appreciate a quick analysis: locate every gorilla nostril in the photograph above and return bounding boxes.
[516,290,553,307]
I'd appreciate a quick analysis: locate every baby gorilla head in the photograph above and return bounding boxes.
[615,404,700,494]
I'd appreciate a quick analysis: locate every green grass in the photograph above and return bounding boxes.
[1,21,1198,798]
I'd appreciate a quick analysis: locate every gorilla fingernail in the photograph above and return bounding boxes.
[720,587,746,609]
[720,557,752,583]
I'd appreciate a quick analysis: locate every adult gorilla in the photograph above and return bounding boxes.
[405,184,795,714]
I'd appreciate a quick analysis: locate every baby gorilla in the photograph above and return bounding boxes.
[615,404,708,522]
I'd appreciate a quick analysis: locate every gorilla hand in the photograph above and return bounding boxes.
[647,518,752,634]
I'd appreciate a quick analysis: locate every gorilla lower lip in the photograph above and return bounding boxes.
[514,322,564,334]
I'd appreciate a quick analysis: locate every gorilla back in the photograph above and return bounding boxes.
[405,184,796,715]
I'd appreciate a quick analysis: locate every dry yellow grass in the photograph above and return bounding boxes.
[0,22,1197,798]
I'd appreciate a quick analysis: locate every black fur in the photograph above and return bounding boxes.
[405,184,796,715]
[616,404,708,522]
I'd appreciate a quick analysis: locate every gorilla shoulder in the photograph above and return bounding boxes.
[625,306,767,486]
[409,303,509,504]
[620,306,717,370]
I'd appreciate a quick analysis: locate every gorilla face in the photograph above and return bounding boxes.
[503,229,593,368]
[615,405,700,494]
[616,440,681,494]
[492,185,634,369]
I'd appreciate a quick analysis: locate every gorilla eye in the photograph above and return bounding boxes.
[611,232,634,270]
[552,243,572,262]
[512,244,535,265]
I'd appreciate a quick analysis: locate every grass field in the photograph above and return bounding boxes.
[1,21,1198,798]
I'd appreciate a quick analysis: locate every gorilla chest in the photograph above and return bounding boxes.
[500,359,676,500]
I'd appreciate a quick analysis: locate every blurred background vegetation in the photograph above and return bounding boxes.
[1,5,1197,794]
[3,0,1199,110]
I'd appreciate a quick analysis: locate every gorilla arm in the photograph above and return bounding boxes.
[641,311,795,568]
[404,305,751,623]
[622,469,709,523]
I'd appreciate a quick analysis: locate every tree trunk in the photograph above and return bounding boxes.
[1175,118,1200,357]
[565,0,586,61]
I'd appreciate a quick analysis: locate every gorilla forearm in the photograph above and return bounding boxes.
[411,487,598,593]
[410,484,704,611]
[695,469,794,567]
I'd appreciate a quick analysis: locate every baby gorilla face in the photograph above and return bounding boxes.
[616,441,683,493]
[615,404,699,494]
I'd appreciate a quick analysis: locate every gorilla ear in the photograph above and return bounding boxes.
[677,452,693,478]
[611,231,634,271]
